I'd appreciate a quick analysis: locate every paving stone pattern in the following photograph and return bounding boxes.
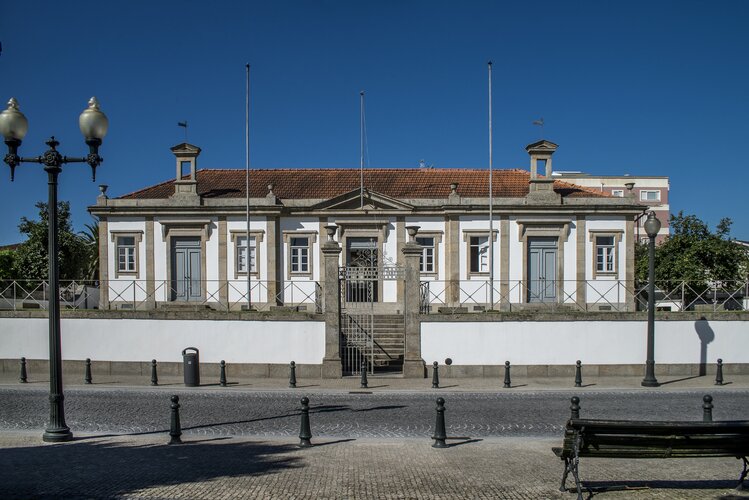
[1,386,748,439]
[0,432,747,500]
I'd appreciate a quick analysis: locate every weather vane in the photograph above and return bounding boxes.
[177,121,188,141]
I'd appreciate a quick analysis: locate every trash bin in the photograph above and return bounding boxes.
[182,347,200,387]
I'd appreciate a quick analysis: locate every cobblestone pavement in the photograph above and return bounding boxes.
[0,431,747,499]
[1,385,748,439]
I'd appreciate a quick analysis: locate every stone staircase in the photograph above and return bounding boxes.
[371,314,404,372]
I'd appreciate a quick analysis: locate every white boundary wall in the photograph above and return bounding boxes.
[0,318,325,364]
[422,320,749,365]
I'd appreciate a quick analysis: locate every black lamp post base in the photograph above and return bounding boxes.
[43,426,73,442]
[641,378,660,388]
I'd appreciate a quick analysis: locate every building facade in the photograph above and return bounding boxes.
[551,171,670,243]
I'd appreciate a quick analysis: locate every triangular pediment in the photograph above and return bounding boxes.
[312,188,413,211]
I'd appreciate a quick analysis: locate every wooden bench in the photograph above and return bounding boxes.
[552,396,749,499]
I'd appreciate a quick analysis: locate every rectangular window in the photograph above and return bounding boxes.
[469,236,489,273]
[611,189,624,197]
[290,237,310,273]
[236,235,257,274]
[596,236,615,273]
[640,190,661,202]
[416,236,435,273]
[117,236,136,273]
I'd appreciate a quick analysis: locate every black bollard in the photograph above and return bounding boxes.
[703,394,713,422]
[432,361,440,389]
[574,360,582,388]
[715,358,724,386]
[19,357,27,383]
[360,360,368,389]
[299,396,312,447]
[432,397,448,448]
[169,395,182,444]
[85,358,92,385]
[220,360,227,387]
[503,361,511,388]
[150,359,158,386]
[570,396,581,420]
[289,361,297,388]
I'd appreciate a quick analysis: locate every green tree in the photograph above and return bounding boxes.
[13,201,88,281]
[80,221,99,281]
[635,211,749,291]
[0,249,16,279]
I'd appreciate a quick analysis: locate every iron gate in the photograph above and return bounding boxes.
[339,265,404,376]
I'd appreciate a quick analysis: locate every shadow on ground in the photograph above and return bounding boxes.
[0,438,302,498]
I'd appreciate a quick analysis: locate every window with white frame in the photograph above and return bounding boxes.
[236,235,257,274]
[469,235,489,274]
[589,230,622,278]
[640,190,661,202]
[611,189,624,197]
[416,236,435,273]
[595,236,615,273]
[111,231,142,278]
[117,236,136,273]
[290,237,310,274]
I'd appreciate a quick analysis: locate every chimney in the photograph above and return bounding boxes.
[525,140,561,204]
[170,143,201,201]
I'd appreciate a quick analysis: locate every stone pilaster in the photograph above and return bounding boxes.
[321,232,342,378]
[266,217,280,306]
[218,217,228,306]
[499,216,510,311]
[402,241,424,378]
[576,216,587,309]
[446,216,460,306]
[98,218,109,309]
[145,218,155,309]
[626,219,636,311]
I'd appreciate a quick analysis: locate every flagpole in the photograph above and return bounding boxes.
[360,91,365,209]
[245,63,251,310]
[488,61,494,310]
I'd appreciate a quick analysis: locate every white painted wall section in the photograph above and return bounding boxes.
[422,320,749,365]
[0,318,325,364]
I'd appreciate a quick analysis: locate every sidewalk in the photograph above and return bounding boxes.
[0,431,746,499]
[3,370,748,393]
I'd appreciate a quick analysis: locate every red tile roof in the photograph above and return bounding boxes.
[118,168,608,200]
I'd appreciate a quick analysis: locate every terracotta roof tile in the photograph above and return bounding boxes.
[118,168,608,200]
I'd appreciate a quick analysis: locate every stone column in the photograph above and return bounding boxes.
[321,225,342,378]
[266,217,280,306]
[402,226,424,378]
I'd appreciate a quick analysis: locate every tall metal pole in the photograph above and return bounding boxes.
[43,164,71,442]
[360,91,364,209]
[245,63,252,310]
[488,61,494,310]
[641,229,659,387]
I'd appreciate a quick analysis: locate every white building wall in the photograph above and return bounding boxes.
[107,218,147,302]
[457,216,501,305]
[585,216,628,305]
[205,217,219,300]
[563,220,578,303]
[381,218,398,302]
[280,217,320,304]
[227,216,268,304]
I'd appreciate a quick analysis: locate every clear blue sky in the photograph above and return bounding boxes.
[1,0,747,244]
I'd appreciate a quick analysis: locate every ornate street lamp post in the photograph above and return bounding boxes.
[0,97,108,442]
[641,211,661,388]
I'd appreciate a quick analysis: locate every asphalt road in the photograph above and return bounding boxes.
[2,386,747,439]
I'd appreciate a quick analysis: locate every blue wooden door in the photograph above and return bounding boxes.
[172,238,202,301]
[528,237,557,302]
